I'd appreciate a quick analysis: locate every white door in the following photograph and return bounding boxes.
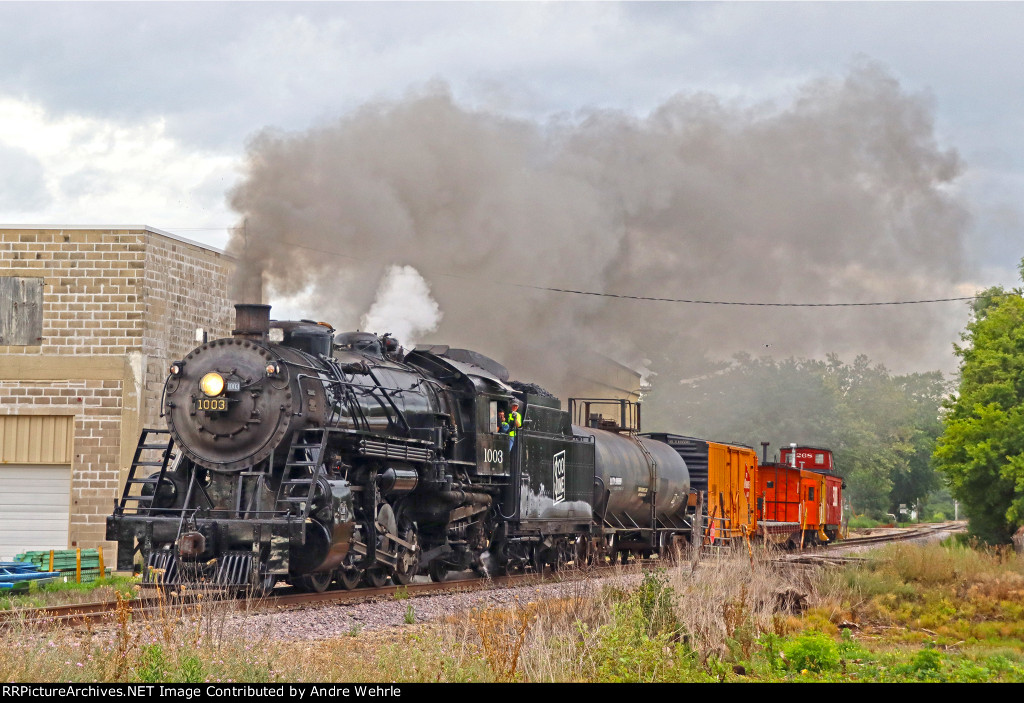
[0,464,70,560]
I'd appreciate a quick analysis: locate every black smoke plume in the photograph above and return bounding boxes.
[228,63,971,409]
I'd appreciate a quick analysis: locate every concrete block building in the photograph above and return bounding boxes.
[0,226,234,559]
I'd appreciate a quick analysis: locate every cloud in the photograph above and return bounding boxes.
[1,2,1022,274]
[0,143,50,211]
[0,95,236,229]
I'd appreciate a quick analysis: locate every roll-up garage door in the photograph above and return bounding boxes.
[0,465,71,559]
[0,415,74,559]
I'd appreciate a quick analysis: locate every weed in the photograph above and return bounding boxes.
[404,604,415,625]
[0,574,140,611]
[137,644,170,683]
[178,653,205,684]
[837,628,867,659]
[469,602,536,681]
[591,598,696,682]
[755,632,785,673]
[722,584,757,661]
[635,570,684,639]
[782,630,840,673]
[848,516,888,529]
[111,590,136,681]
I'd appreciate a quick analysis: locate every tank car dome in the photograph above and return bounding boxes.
[164,337,294,472]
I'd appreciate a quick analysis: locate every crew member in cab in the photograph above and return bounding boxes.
[508,400,522,450]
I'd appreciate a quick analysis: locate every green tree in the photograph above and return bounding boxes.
[645,352,946,517]
[888,372,946,515]
[934,263,1024,543]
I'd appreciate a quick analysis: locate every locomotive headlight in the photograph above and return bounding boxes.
[265,362,280,377]
[199,372,225,397]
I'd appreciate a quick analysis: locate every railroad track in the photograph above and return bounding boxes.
[0,567,576,629]
[774,521,965,567]
[2,522,965,628]
[832,521,963,548]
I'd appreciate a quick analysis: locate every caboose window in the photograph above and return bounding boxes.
[815,453,825,465]
[766,481,774,488]
[808,487,815,500]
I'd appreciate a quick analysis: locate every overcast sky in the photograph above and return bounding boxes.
[1,1,1021,294]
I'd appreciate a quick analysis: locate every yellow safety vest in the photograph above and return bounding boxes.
[508,410,522,437]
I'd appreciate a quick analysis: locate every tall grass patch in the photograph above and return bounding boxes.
[0,589,284,682]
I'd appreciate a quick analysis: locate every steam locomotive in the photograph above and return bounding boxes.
[108,304,844,592]
[107,304,698,592]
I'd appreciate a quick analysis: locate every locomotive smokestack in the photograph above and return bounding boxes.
[233,303,271,341]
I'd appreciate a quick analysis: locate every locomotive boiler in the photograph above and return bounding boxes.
[107,304,699,592]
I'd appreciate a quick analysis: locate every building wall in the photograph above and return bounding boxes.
[0,379,122,546]
[0,227,233,557]
[140,231,234,428]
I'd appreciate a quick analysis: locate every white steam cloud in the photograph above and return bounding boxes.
[360,265,443,347]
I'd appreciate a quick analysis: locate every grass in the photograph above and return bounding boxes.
[848,515,892,529]
[0,574,139,611]
[0,588,284,682]
[2,541,1022,682]
[815,540,1024,652]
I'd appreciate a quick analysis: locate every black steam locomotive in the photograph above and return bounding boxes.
[107,304,698,592]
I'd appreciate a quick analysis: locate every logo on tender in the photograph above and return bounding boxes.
[552,451,566,504]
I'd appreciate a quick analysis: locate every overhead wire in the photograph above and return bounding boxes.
[167,227,1014,308]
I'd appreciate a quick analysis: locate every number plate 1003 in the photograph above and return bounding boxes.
[196,398,228,412]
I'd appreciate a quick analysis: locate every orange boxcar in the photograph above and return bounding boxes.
[645,434,758,545]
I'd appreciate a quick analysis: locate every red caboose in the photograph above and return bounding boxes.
[757,444,844,547]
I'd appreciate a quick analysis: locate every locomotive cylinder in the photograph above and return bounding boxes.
[575,426,691,527]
